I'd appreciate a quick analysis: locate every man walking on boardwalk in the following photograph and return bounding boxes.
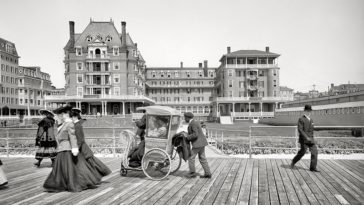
[291,105,319,172]
[184,112,212,178]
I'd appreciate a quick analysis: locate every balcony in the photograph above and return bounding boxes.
[215,96,294,103]
[246,75,258,80]
[225,63,278,69]
[86,54,110,60]
[247,85,258,90]
[232,112,274,117]
[156,101,211,105]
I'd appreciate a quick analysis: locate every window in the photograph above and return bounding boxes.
[198,71,203,77]
[167,72,171,78]
[175,71,179,77]
[239,81,244,88]
[228,69,233,77]
[106,36,112,42]
[258,70,264,76]
[229,91,233,97]
[77,74,83,83]
[134,65,138,72]
[77,62,83,70]
[187,71,190,78]
[273,80,277,87]
[113,47,119,56]
[273,69,277,76]
[228,80,233,87]
[76,47,82,56]
[77,87,83,96]
[86,36,92,42]
[113,62,120,70]
[114,74,120,83]
[114,87,120,95]
[152,71,156,78]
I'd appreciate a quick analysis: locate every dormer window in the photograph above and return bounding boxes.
[76,47,82,56]
[198,71,203,77]
[86,35,93,42]
[167,72,171,78]
[175,71,179,77]
[187,71,191,78]
[152,71,156,78]
[160,71,164,78]
[113,47,119,56]
[106,36,112,42]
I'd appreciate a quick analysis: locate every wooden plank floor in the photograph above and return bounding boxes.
[0,157,363,205]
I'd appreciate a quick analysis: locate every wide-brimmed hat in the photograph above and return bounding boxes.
[184,112,194,119]
[71,108,82,114]
[304,104,313,111]
[56,105,73,114]
[39,109,54,117]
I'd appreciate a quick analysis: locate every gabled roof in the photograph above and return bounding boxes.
[220,49,280,61]
[64,21,137,50]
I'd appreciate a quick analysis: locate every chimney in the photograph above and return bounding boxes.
[203,60,208,77]
[198,63,203,68]
[180,62,183,68]
[121,21,127,50]
[265,46,270,52]
[227,47,231,54]
[69,21,75,47]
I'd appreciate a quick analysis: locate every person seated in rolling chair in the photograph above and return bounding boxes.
[127,112,146,167]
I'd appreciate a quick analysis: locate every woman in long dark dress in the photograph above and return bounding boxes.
[71,108,111,184]
[43,105,85,192]
[0,159,8,187]
[34,109,57,167]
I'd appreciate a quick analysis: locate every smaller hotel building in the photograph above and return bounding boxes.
[146,61,216,120]
[211,47,293,120]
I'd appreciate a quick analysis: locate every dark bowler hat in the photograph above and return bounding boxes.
[53,107,63,114]
[304,104,313,111]
[184,112,194,119]
[39,109,54,117]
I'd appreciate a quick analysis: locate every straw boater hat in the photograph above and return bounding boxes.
[39,109,54,117]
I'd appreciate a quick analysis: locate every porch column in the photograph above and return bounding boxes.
[88,103,91,115]
[248,102,251,116]
[122,102,125,115]
[216,103,219,117]
[104,101,108,116]
[101,101,104,116]
[260,102,263,117]
[0,108,2,116]
[275,102,278,111]
[232,103,235,117]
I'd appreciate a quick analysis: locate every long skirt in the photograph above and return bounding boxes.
[43,151,84,192]
[0,160,7,186]
[86,156,112,177]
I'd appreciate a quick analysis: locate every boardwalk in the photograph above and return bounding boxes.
[0,157,363,205]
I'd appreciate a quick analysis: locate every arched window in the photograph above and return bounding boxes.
[86,35,92,42]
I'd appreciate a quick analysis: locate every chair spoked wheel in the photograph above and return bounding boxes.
[120,164,128,176]
[170,147,182,174]
[142,148,171,180]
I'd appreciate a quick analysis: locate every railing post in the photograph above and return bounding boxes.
[221,132,224,152]
[249,126,252,159]
[112,127,116,157]
[295,127,299,152]
[6,129,9,157]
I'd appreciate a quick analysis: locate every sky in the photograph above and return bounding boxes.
[1,0,363,92]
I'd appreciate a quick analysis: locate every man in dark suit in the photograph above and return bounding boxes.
[291,105,319,172]
[184,112,212,178]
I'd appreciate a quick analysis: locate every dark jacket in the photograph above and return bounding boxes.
[74,120,94,159]
[298,115,315,144]
[135,114,146,140]
[0,159,2,166]
[172,132,191,161]
[186,120,208,148]
[36,117,57,148]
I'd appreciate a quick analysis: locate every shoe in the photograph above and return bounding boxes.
[310,168,320,172]
[290,162,295,169]
[186,172,198,178]
[0,181,8,187]
[200,174,212,179]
